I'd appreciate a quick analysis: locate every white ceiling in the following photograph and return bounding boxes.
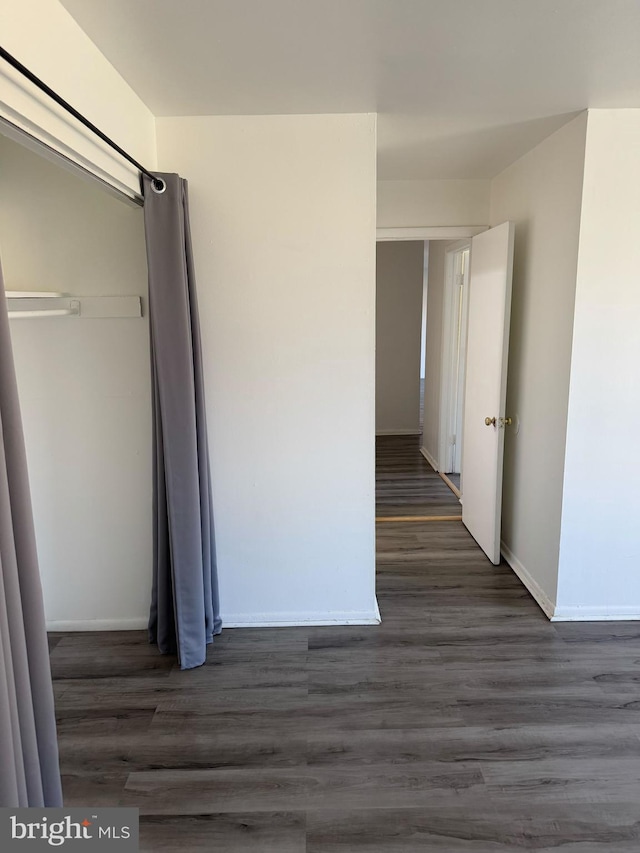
[60,0,640,179]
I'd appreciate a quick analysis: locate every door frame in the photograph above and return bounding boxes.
[438,241,471,476]
[377,226,487,242]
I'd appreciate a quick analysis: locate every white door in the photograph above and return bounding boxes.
[460,221,515,564]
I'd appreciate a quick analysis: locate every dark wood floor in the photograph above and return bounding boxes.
[376,434,461,517]
[49,438,640,850]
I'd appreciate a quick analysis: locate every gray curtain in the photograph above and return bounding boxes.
[0,260,62,807]
[143,173,221,670]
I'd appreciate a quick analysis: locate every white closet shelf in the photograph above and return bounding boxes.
[5,292,142,319]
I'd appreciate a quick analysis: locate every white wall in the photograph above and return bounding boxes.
[156,113,378,626]
[377,179,490,228]
[375,241,424,434]
[0,0,156,197]
[0,133,152,629]
[490,113,587,611]
[556,110,640,618]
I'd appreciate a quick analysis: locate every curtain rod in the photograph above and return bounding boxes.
[0,44,164,193]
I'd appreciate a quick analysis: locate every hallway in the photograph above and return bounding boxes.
[376,434,460,518]
[49,439,640,850]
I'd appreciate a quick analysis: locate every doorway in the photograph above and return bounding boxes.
[375,223,515,564]
[375,235,469,520]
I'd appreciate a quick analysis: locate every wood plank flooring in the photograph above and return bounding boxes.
[376,434,460,517]
[49,438,640,850]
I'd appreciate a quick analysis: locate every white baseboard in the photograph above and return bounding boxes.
[419,446,439,472]
[552,606,640,622]
[47,618,148,632]
[499,546,640,622]
[47,604,384,633]
[376,429,422,436]
[222,608,381,628]
[500,541,556,620]
[373,596,382,624]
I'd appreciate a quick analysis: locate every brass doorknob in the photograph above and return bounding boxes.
[499,417,513,427]
[485,417,496,426]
